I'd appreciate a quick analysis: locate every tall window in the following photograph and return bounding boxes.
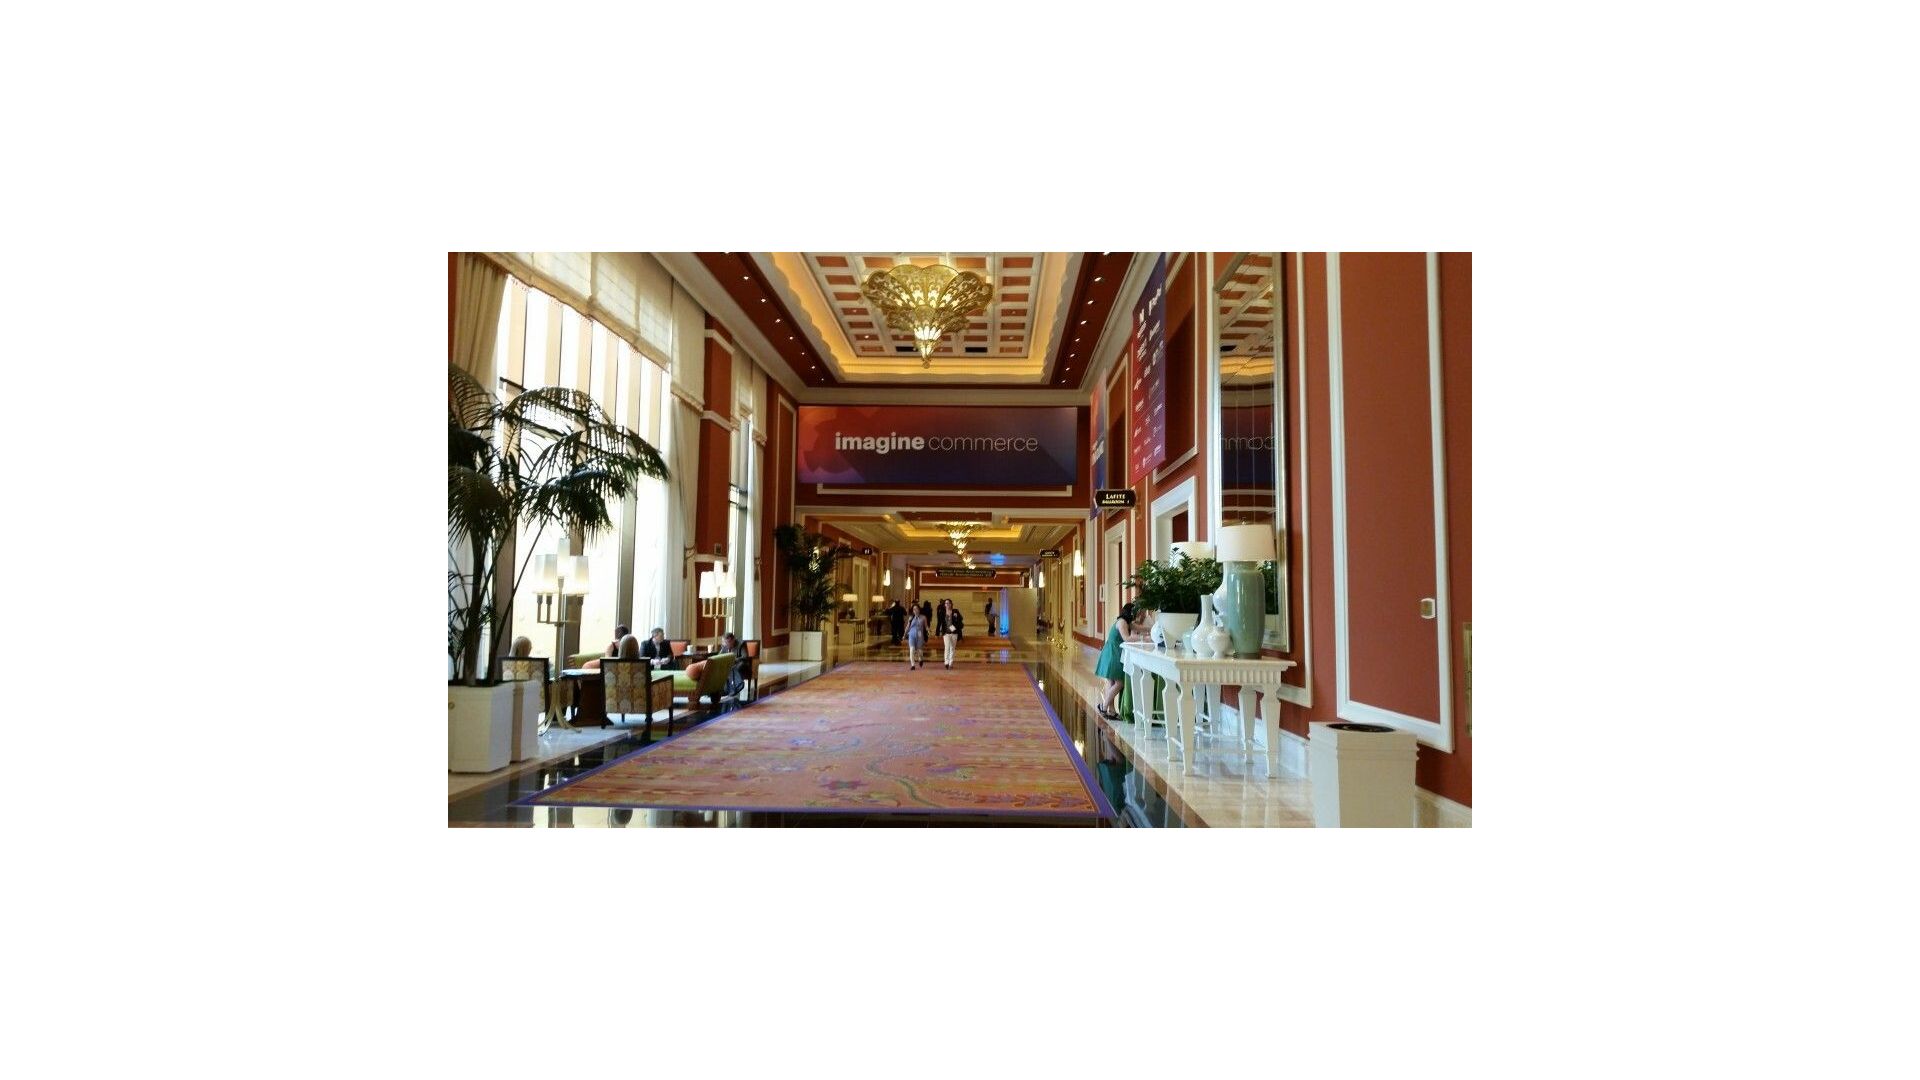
[490,276,675,664]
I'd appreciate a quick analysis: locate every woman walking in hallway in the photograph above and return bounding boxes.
[905,602,929,670]
[939,599,964,670]
[1096,602,1152,721]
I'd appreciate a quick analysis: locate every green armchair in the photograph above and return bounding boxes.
[670,653,736,714]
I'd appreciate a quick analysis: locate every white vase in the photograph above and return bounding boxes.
[1207,620,1232,658]
[1190,597,1215,656]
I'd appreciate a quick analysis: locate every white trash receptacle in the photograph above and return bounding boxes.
[1309,722,1418,828]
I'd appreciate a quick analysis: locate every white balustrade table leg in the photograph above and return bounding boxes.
[1180,682,1198,767]
[1239,685,1255,765]
[1262,687,1281,775]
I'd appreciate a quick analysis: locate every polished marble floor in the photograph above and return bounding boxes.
[447,639,1318,827]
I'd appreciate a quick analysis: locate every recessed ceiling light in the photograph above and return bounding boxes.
[1086,300,1093,306]
[1080,319,1087,325]
[760,298,766,303]
[1094,276,1103,283]
[742,275,749,280]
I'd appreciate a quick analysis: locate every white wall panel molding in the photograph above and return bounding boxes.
[1328,252,1454,752]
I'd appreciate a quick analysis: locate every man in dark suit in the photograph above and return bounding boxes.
[887,599,906,645]
[637,627,674,668]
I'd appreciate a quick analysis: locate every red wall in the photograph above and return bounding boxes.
[1273,253,1472,808]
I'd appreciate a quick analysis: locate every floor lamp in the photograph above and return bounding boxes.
[536,554,589,671]
[699,563,735,641]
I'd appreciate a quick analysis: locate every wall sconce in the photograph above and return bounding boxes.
[1037,567,1046,588]
[1073,549,1084,577]
[882,567,891,587]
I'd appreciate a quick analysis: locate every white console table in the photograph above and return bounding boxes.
[1119,643,1297,772]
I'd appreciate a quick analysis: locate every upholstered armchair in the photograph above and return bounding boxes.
[602,658,675,739]
[670,653,735,715]
[500,656,552,732]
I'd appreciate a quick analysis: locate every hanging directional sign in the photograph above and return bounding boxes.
[1038,548,1062,558]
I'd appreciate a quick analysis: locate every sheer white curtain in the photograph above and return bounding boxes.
[664,395,700,636]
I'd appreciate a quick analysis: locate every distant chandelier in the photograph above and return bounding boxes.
[861,263,994,368]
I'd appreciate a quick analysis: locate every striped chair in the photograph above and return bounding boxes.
[500,656,553,732]
[602,658,675,739]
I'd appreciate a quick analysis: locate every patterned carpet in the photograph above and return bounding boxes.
[521,661,1110,818]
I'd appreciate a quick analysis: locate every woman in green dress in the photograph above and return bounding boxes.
[1096,602,1151,721]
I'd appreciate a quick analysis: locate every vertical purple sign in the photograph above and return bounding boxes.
[1128,254,1169,485]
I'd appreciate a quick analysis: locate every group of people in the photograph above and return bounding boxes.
[884,597,966,671]
[582,624,751,697]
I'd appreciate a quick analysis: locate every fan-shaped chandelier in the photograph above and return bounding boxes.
[861,262,994,368]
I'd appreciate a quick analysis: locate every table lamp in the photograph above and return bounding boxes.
[1215,524,1275,658]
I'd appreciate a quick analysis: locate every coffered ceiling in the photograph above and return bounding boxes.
[685,251,1139,396]
[804,253,1042,360]
[1217,253,1277,358]
[813,512,1080,560]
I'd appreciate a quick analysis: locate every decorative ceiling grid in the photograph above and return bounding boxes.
[1217,254,1277,357]
[806,253,1041,359]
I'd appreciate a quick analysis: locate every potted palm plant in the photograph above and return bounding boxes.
[448,365,667,770]
[773,524,840,661]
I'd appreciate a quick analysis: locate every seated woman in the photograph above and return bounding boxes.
[583,632,641,671]
[509,635,534,658]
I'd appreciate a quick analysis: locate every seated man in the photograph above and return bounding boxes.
[637,627,674,667]
[719,631,750,699]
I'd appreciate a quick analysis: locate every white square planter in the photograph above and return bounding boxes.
[1309,722,1418,828]
[449,682,515,773]
[508,680,542,762]
[789,630,824,661]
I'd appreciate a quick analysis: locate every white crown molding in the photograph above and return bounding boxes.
[1034,251,1085,385]
[654,253,809,403]
[1087,253,1158,392]
[668,382,704,410]
[701,410,737,432]
[703,329,735,353]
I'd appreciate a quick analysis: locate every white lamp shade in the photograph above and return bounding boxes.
[698,570,717,599]
[560,555,589,593]
[718,573,736,598]
[871,595,884,604]
[1169,540,1215,563]
[535,553,559,590]
[841,592,857,603]
[1216,524,1276,563]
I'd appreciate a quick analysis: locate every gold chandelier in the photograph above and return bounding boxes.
[861,262,994,368]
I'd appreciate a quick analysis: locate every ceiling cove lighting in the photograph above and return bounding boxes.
[861,262,994,368]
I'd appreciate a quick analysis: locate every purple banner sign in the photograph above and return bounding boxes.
[1128,254,1168,485]
[797,405,1077,486]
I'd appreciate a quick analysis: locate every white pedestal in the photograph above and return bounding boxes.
[1309,722,1418,827]
[449,682,515,773]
